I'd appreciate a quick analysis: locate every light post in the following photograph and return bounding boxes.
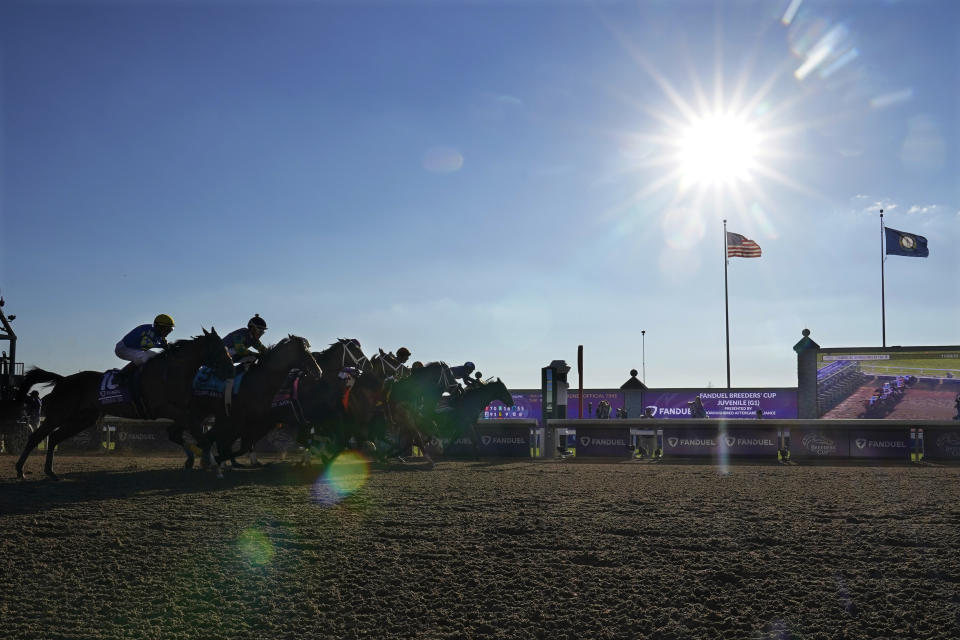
[641,330,646,385]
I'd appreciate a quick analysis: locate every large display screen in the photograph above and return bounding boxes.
[816,347,960,419]
[642,389,797,419]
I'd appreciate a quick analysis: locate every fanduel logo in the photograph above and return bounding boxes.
[481,435,526,446]
[857,438,906,449]
[580,436,627,447]
[936,432,960,457]
[723,437,775,447]
[667,438,716,447]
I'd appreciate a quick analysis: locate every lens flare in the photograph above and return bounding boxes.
[423,146,464,173]
[237,528,275,566]
[716,423,731,475]
[311,450,371,507]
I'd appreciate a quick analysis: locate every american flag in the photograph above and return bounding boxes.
[726,231,762,258]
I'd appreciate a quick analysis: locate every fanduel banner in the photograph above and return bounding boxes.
[112,421,182,454]
[922,428,960,460]
[445,425,530,457]
[643,389,797,419]
[662,427,779,456]
[847,429,911,459]
[575,427,632,457]
[790,427,850,458]
[663,427,718,455]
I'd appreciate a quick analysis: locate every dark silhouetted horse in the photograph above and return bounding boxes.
[433,378,514,458]
[196,336,322,475]
[311,339,369,382]
[15,329,233,481]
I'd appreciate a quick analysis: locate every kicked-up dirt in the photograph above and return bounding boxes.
[1,455,959,639]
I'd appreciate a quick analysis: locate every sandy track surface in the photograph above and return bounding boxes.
[2,456,959,639]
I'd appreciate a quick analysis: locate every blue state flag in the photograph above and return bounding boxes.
[884,227,929,257]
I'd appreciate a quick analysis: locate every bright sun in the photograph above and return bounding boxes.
[677,114,761,187]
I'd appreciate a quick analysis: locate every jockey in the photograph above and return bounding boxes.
[115,314,175,367]
[449,361,479,392]
[395,347,411,365]
[223,314,268,366]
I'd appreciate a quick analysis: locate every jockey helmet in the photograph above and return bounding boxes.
[396,347,411,361]
[154,314,175,328]
[30,390,40,397]
[464,361,475,371]
[248,314,267,331]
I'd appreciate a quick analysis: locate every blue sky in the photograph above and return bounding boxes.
[1,0,957,389]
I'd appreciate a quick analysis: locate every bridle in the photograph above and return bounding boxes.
[340,339,368,370]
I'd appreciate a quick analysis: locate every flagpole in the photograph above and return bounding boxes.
[880,209,886,347]
[724,219,731,388]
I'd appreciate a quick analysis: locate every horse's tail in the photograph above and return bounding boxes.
[15,367,65,402]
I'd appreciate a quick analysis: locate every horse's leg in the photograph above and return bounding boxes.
[167,423,194,470]
[15,417,60,479]
[44,411,99,481]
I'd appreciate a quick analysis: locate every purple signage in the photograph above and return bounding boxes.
[483,391,541,422]
[567,390,626,419]
[662,427,719,456]
[643,389,798,419]
[445,425,531,457]
[575,427,632,457]
[718,428,780,455]
[790,427,851,458]
[922,428,960,460]
[847,429,911,459]
[662,427,780,456]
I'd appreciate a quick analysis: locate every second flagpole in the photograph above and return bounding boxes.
[880,208,886,347]
[724,219,731,388]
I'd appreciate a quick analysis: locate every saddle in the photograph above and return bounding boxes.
[100,365,150,419]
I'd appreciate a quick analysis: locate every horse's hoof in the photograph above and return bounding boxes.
[46,471,60,482]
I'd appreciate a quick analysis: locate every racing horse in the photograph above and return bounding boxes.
[368,361,455,461]
[431,378,514,458]
[233,366,387,467]
[311,339,369,382]
[369,349,407,379]
[198,335,322,475]
[15,329,233,481]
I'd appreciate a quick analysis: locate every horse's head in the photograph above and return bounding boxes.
[201,327,234,379]
[490,378,514,407]
[265,335,323,379]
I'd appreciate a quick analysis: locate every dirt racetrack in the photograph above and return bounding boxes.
[2,455,959,640]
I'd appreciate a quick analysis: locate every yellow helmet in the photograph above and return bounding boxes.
[153,314,175,328]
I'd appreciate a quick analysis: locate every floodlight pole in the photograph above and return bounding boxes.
[880,209,886,347]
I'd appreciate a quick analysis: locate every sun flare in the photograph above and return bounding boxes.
[678,114,761,187]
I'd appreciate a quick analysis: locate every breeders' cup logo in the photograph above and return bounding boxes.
[801,433,837,455]
[855,438,867,449]
[936,432,960,457]
[481,435,492,447]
